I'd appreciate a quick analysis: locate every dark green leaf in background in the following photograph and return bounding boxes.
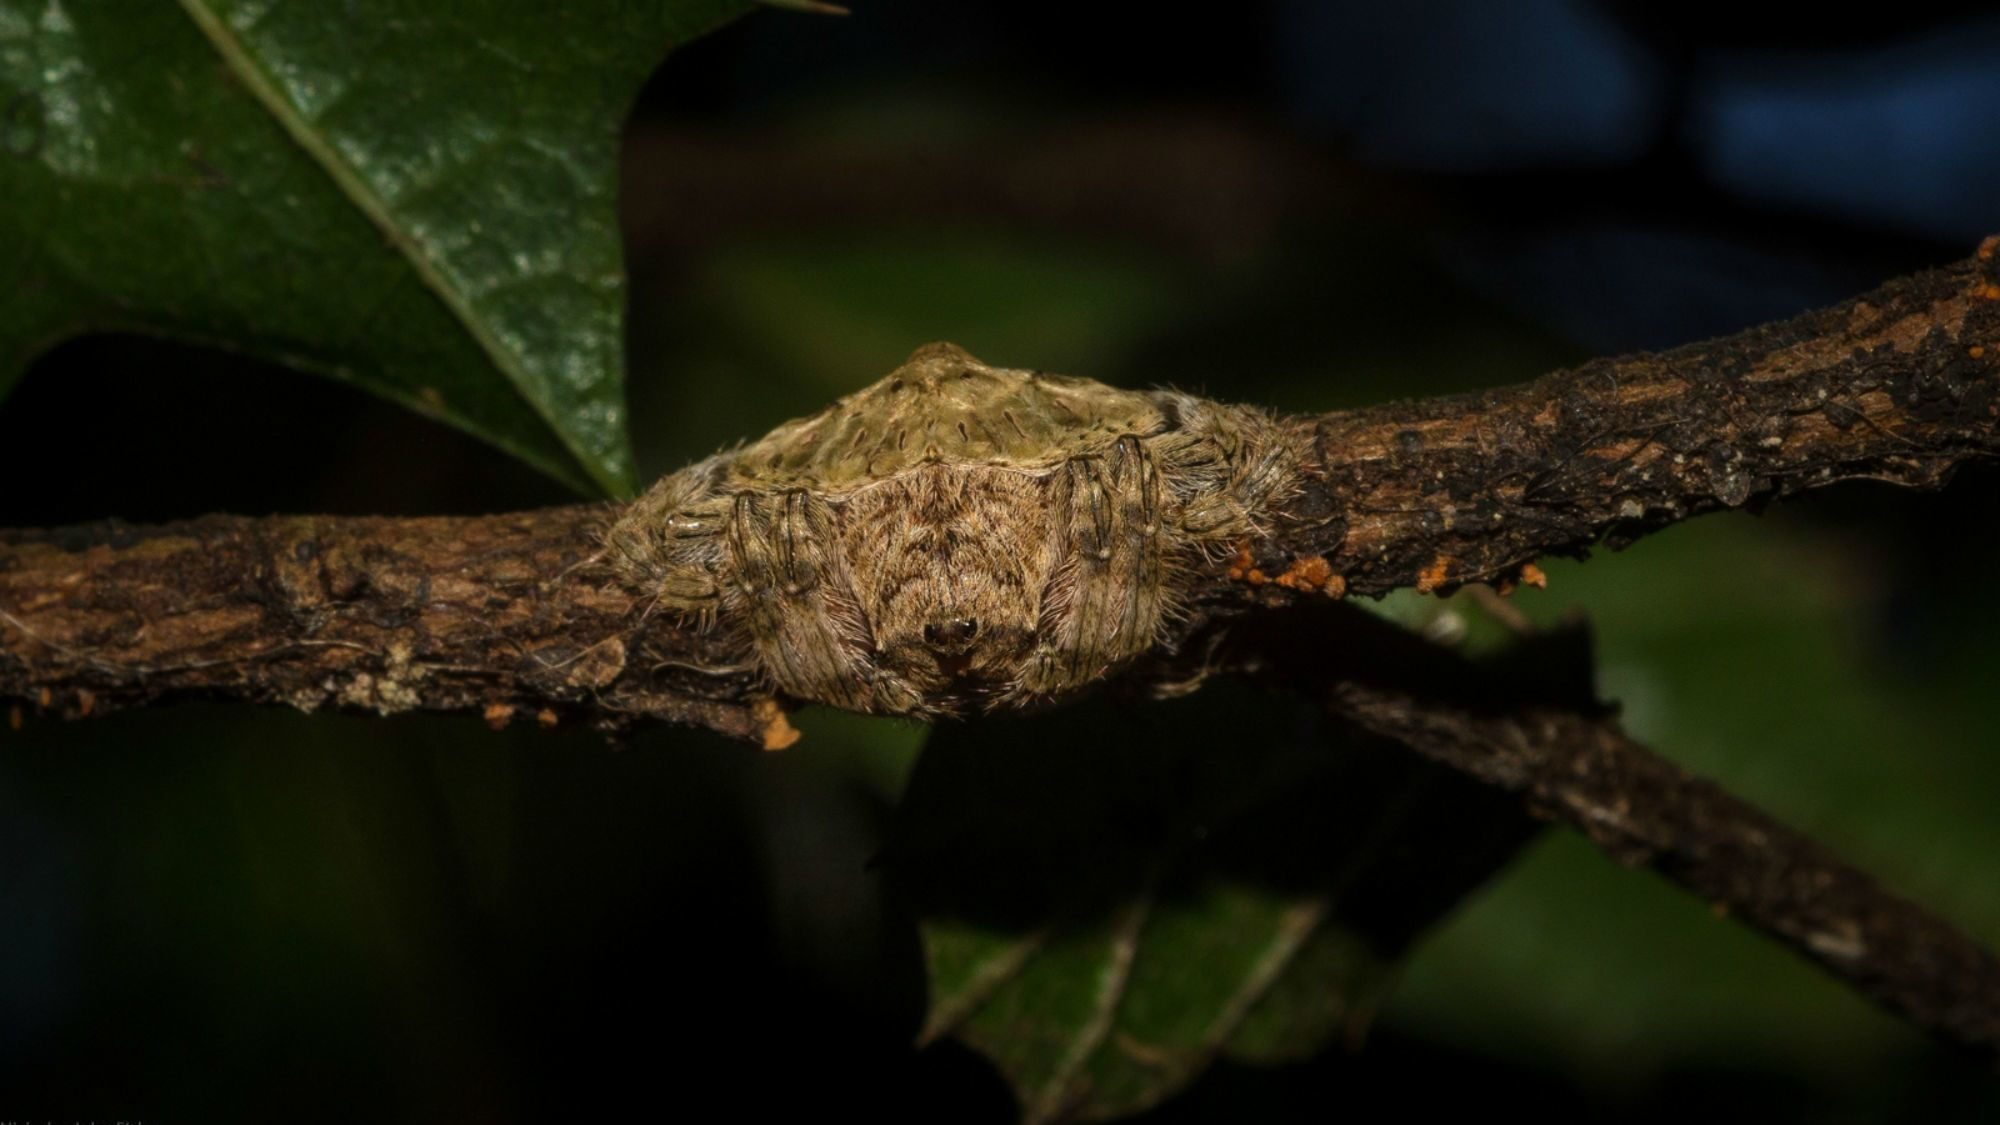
[890,687,1538,1121]
[0,0,752,495]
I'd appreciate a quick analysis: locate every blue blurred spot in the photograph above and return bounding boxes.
[1693,18,2000,243]
[1274,0,1665,169]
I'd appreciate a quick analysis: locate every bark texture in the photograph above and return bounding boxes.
[1256,238,2000,599]
[0,509,763,741]
[6,244,1993,734]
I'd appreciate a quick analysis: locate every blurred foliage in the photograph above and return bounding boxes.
[892,688,1532,1121]
[0,0,752,494]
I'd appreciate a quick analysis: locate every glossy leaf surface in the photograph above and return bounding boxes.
[0,0,750,493]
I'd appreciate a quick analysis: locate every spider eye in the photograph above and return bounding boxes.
[922,619,979,649]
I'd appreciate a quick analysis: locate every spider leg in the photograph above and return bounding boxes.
[605,459,729,620]
[728,488,877,711]
[1154,393,1299,546]
[1020,435,1168,698]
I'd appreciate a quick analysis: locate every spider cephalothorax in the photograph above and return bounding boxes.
[606,343,1300,718]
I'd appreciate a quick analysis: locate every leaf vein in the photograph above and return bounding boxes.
[169,0,610,491]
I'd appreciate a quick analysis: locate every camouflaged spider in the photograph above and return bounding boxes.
[605,343,1300,719]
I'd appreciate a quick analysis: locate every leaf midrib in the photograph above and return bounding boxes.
[171,0,616,495]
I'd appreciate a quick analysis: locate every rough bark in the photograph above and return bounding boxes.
[5,243,1993,736]
[0,509,766,742]
[1246,237,2000,601]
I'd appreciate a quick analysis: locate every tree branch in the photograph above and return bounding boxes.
[1353,683,2000,1057]
[1224,606,2000,1059]
[1260,237,2000,599]
[5,244,1991,735]
[0,509,766,741]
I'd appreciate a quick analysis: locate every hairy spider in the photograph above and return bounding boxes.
[606,343,1299,718]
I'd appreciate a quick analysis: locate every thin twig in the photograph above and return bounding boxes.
[1213,602,2000,1059]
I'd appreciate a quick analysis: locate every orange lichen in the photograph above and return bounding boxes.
[1520,563,1548,589]
[483,702,514,730]
[37,687,51,709]
[1415,557,1452,594]
[1225,542,1254,581]
[1980,234,1999,261]
[1979,283,2000,301]
[1972,346,1987,359]
[536,708,559,729]
[755,698,801,751]
[1246,568,1269,585]
[1273,555,1337,593]
[74,690,93,719]
[1324,573,1347,598]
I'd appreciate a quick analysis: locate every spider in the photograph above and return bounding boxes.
[606,343,1299,718]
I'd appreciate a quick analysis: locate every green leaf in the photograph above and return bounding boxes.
[0,0,753,495]
[889,687,1537,1121]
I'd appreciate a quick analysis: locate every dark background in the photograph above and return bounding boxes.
[3,1,1999,1119]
